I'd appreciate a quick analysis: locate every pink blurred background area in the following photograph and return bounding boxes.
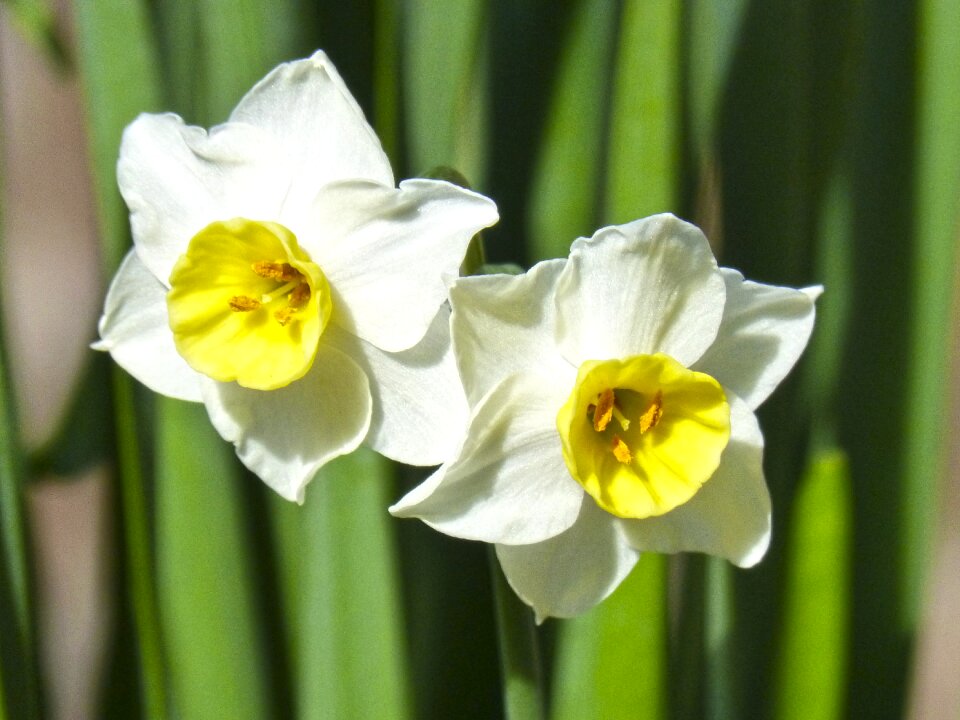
[0,4,110,719]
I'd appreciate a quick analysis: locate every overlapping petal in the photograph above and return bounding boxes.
[449,258,570,404]
[201,343,372,503]
[325,308,467,466]
[229,50,394,195]
[495,496,640,622]
[307,179,499,352]
[555,214,726,367]
[619,394,770,566]
[390,372,582,545]
[694,270,822,409]
[94,251,202,402]
[118,114,287,282]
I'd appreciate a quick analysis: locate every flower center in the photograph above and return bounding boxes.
[167,218,333,390]
[557,353,731,519]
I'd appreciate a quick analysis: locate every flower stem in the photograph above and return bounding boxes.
[113,372,168,719]
[489,548,546,720]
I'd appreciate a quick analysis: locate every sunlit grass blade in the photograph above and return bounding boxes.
[72,1,168,715]
[527,0,617,260]
[373,0,401,160]
[684,0,747,159]
[0,307,40,719]
[840,4,916,714]
[706,2,859,715]
[195,0,303,123]
[774,158,852,720]
[704,559,735,720]
[904,0,960,626]
[489,552,544,720]
[402,0,487,181]
[73,0,163,272]
[604,0,680,224]
[270,449,411,720]
[155,398,270,718]
[551,556,667,720]
[774,448,850,720]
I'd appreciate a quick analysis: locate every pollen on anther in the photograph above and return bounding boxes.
[252,261,302,282]
[229,295,261,312]
[638,390,664,434]
[593,388,615,432]
[288,282,311,308]
[612,434,633,464]
[274,307,297,326]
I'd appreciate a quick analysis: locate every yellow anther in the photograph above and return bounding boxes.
[593,388,615,431]
[288,282,311,308]
[252,261,302,282]
[638,390,664,434]
[611,434,633,464]
[229,295,261,312]
[274,307,297,326]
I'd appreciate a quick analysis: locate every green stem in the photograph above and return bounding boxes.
[112,372,168,719]
[0,309,40,719]
[489,549,546,720]
[672,554,706,720]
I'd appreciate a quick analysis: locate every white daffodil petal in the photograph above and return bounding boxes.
[694,270,821,409]
[390,372,582,545]
[620,394,770,567]
[326,308,467,466]
[450,259,573,405]
[118,113,286,282]
[495,496,640,622]
[94,251,202,403]
[201,343,372,503]
[555,214,725,367]
[307,178,499,352]
[229,51,394,196]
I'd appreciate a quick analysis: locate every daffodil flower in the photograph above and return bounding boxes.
[391,214,820,620]
[96,52,498,501]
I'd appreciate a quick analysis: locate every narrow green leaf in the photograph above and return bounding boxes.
[111,375,168,719]
[551,555,667,720]
[155,398,270,719]
[73,0,163,272]
[0,297,40,719]
[903,0,960,627]
[704,559,736,720]
[490,552,545,720]
[271,449,411,720]
[196,0,303,122]
[840,3,917,713]
[402,0,487,181]
[373,0,401,160]
[604,0,681,223]
[72,2,168,714]
[774,449,850,720]
[684,0,748,159]
[527,0,618,260]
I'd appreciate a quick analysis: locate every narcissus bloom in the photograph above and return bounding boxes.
[96,52,498,501]
[392,214,820,620]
